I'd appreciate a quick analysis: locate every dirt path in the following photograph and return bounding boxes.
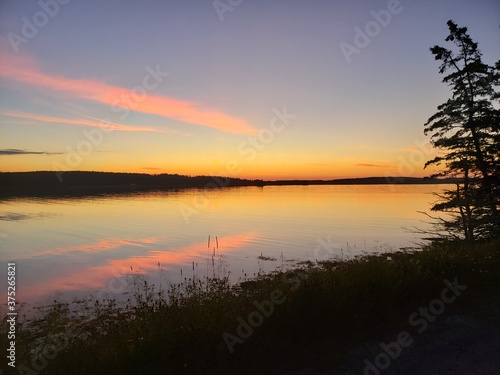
[284,301,500,375]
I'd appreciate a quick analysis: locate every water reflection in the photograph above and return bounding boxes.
[0,212,56,221]
[0,185,444,305]
[14,233,253,303]
[36,237,160,257]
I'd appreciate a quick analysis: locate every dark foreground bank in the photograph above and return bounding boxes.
[1,240,499,374]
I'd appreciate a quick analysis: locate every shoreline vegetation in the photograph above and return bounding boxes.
[0,171,459,198]
[2,240,499,374]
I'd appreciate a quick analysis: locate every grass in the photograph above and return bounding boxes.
[2,240,499,374]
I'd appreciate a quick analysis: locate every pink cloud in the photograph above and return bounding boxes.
[356,163,397,168]
[1,110,166,133]
[0,51,256,135]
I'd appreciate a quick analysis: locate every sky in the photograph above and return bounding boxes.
[0,0,498,180]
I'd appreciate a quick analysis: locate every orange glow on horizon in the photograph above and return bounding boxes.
[0,46,440,181]
[0,162,438,180]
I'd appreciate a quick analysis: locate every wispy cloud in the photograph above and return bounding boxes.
[0,148,63,156]
[0,51,256,135]
[356,163,397,168]
[2,110,165,133]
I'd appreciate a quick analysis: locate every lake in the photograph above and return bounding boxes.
[0,184,445,306]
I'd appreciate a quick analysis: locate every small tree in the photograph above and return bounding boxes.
[424,20,500,241]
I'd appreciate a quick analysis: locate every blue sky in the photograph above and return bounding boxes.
[0,0,499,179]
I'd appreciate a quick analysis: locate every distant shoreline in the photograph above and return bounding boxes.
[0,171,458,198]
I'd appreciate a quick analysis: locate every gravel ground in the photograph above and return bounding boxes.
[284,303,500,375]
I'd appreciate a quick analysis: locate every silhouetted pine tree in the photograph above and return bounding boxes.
[424,20,500,241]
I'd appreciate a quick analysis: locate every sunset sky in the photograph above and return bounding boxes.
[0,0,498,180]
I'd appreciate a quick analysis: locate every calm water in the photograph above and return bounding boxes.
[0,184,445,305]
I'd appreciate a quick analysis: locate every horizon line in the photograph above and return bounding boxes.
[0,169,449,182]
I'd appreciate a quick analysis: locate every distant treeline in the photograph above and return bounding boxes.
[0,171,459,198]
[0,171,264,197]
[265,176,459,186]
